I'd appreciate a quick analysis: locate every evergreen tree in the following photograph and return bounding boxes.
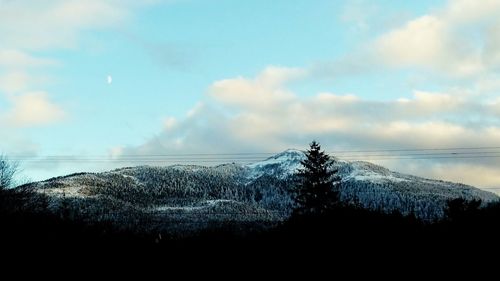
[60,190,71,220]
[295,141,340,216]
[445,198,481,222]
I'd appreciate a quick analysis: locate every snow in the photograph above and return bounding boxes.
[245,149,411,184]
[29,148,499,222]
[155,206,205,211]
[345,168,409,183]
[154,199,236,212]
[204,199,235,205]
[35,179,89,198]
[352,173,409,183]
[246,149,304,179]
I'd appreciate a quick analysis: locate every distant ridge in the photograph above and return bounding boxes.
[24,149,498,234]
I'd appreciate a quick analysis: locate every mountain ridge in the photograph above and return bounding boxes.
[25,149,498,233]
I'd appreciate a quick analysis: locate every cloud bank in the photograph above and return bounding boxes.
[117,65,500,189]
[375,0,500,77]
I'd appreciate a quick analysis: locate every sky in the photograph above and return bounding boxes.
[2,0,500,192]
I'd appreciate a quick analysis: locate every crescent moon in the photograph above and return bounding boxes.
[107,75,112,84]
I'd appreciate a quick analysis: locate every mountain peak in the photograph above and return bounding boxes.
[251,149,305,165]
[269,149,305,159]
[246,149,305,179]
[28,147,499,224]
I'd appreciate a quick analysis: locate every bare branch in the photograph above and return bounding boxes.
[0,154,19,190]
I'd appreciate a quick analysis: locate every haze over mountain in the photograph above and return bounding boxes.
[25,150,498,234]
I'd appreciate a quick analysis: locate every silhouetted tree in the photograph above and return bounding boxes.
[0,155,18,190]
[445,198,481,222]
[294,141,340,216]
[60,190,71,220]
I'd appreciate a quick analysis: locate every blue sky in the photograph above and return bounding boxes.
[2,0,500,190]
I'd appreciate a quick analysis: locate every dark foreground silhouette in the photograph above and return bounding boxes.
[2,188,500,263]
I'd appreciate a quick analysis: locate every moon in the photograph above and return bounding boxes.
[107,75,112,84]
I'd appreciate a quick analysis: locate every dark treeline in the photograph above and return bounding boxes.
[2,171,500,258]
[2,150,500,261]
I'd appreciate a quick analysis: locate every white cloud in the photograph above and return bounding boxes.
[119,66,500,189]
[164,117,178,130]
[0,0,132,50]
[0,0,160,131]
[483,22,500,69]
[3,91,65,127]
[376,15,449,67]
[374,0,500,77]
[444,0,500,23]
[0,72,32,93]
[109,146,125,159]
[0,0,165,179]
[210,66,304,110]
[0,49,56,68]
[0,0,132,131]
[388,161,500,192]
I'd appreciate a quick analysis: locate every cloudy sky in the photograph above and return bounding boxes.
[2,0,500,192]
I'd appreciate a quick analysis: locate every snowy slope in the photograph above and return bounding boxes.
[246,149,304,179]
[27,149,499,227]
[244,149,497,220]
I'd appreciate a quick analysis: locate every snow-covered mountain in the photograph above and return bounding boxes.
[247,149,305,179]
[26,149,498,232]
[245,149,497,219]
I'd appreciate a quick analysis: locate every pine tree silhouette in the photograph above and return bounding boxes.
[294,141,340,216]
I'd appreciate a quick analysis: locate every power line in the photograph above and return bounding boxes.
[7,146,500,163]
[344,155,500,161]
[8,158,266,163]
[332,151,500,158]
[12,151,500,159]
[10,155,500,163]
[8,152,280,158]
[13,150,500,160]
[329,146,500,153]
[8,145,500,159]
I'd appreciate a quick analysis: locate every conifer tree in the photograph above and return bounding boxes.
[295,141,340,216]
